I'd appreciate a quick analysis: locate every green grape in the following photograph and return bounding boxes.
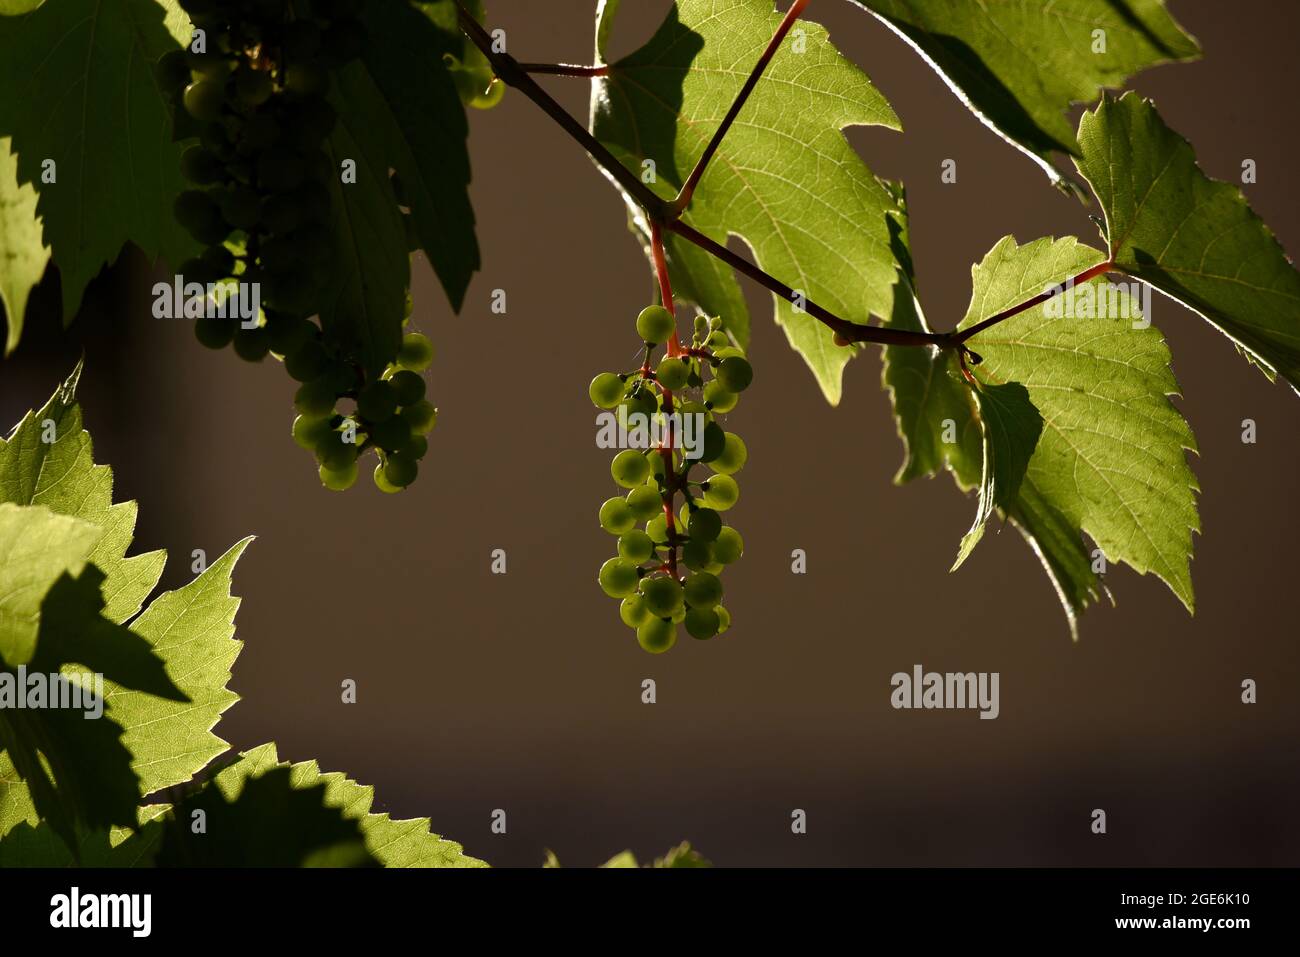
[635,304,675,344]
[284,340,330,382]
[373,462,402,494]
[241,112,281,152]
[221,186,262,230]
[370,416,411,452]
[599,497,635,535]
[261,193,301,235]
[179,256,223,286]
[619,595,651,629]
[588,372,624,409]
[173,190,221,236]
[698,421,726,462]
[703,380,738,413]
[685,607,720,640]
[647,448,668,482]
[610,449,651,488]
[200,244,235,278]
[292,413,334,451]
[156,49,191,90]
[267,317,316,357]
[625,484,662,521]
[180,145,225,185]
[397,332,434,371]
[233,327,271,362]
[656,356,689,391]
[685,507,721,543]
[681,539,713,571]
[314,431,358,470]
[182,80,227,122]
[383,453,419,489]
[234,67,273,106]
[319,459,358,492]
[388,369,426,406]
[711,432,747,474]
[713,526,744,565]
[683,572,723,609]
[636,617,676,654]
[598,558,639,599]
[398,433,428,460]
[617,530,655,564]
[678,399,711,420]
[639,576,684,617]
[294,378,337,418]
[257,149,307,193]
[714,605,731,635]
[195,316,235,350]
[706,331,729,349]
[357,380,399,422]
[645,513,669,543]
[693,315,709,337]
[716,356,753,393]
[702,474,739,510]
[400,400,438,435]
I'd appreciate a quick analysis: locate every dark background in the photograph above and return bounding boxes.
[3,2,1297,867]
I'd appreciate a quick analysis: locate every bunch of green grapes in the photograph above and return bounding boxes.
[159,0,435,491]
[590,305,752,654]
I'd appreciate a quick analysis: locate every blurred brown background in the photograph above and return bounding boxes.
[3,1,1297,867]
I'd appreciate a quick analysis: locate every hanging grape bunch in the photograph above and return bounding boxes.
[158,0,436,493]
[590,305,751,653]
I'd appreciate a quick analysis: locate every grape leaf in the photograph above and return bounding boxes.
[952,380,1042,571]
[0,363,165,625]
[0,135,48,354]
[880,187,982,486]
[592,0,904,403]
[108,538,249,797]
[1075,93,1300,392]
[204,743,487,868]
[0,804,168,868]
[887,235,1199,636]
[849,0,1198,188]
[963,236,1199,628]
[159,762,376,867]
[321,0,481,374]
[0,368,249,849]
[0,504,185,852]
[0,0,197,324]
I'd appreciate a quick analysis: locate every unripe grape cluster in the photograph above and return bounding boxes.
[591,305,752,653]
[160,0,434,491]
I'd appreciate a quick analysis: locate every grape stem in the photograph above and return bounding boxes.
[648,222,683,581]
[519,62,609,78]
[453,1,1095,353]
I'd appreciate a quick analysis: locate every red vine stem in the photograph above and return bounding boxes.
[671,0,810,218]
[649,222,682,580]
[519,62,609,77]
